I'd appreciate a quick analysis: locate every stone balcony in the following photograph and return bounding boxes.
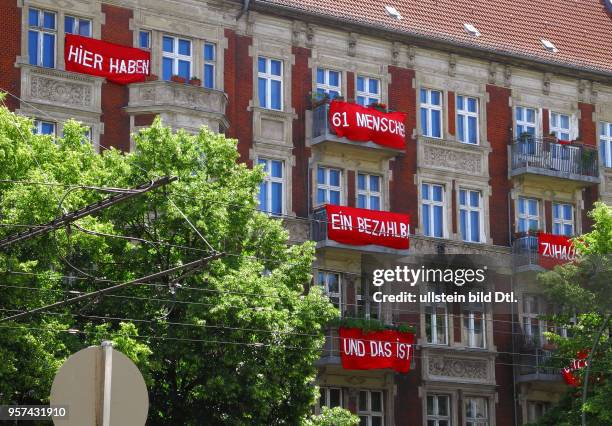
[417,136,490,180]
[126,80,228,133]
[516,348,563,384]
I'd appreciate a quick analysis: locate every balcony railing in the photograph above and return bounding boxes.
[517,349,562,382]
[512,234,542,271]
[510,138,599,183]
[311,102,403,154]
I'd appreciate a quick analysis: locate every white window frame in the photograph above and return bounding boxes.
[316,166,342,206]
[203,42,216,89]
[358,390,384,426]
[64,15,92,37]
[422,182,446,238]
[28,8,56,68]
[600,121,612,168]
[357,173,382,210]
[425,302,449,345]
[316,68,341,97]
[356,75,381,106]
[517,197,540,233]
[550,111,572,141]
[162,35,192,78]
[319,387,343,410]
[522,294,546,346]
[257,158,285,215]
[317,271,342,313]
[258,56,283,110]
[420,88,443,139]
[463,303,486,349]
[457,95,479,145]
[552,202,574,236]
[465,397,489,426]
[515,106,538,137]
[138,30,151,50]
[33,119,56,136]
[427,394,451,426]
[459,189,483,243]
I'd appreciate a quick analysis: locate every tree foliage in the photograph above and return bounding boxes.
[301,406,360,426]
[531,202,611,426]
[0,103,337,425]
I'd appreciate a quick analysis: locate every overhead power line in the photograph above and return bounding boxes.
[0,176,177,249]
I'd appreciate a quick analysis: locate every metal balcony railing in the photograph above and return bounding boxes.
[512,234,540,270]
[510,138,599,182]
[517,348,561,382]
[311,206,328,243]
[312,102,335,140]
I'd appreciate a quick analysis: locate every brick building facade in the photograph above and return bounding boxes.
[2,1,612,425]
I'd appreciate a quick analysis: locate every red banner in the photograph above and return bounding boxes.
[65,34,150,85]
[339,327,415,372]
[562,350,588,386]
[328,100,407,149]
[537,232,577,269]
[326,205,410,249]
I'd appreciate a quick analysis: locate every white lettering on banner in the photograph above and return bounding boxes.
[68,45,150,76]
[355,112,405,137]
[331,213,409,238]
[541,242,576,261]
[108,58,150,75]
[343,337,412,359]
[67,45,104,71]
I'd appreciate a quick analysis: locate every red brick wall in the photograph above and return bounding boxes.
[542,108,549,136]
[346,71,355,101]
[447,91,455,136]
[100,4,132,152]
[578,102,597,230]
[0,2,21,111]
[224,29,253,167]
[486,85,512,246]
[347,170,356,207]
[388,66,418,223]
[291,46,311,217]
[134,114,157,127]
[451,180,458,234]
[544,200,552,233]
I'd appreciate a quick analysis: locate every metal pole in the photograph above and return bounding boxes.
[100,341,113,426]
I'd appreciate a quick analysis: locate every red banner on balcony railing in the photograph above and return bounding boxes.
[537,232,577,269]
[65,34,150,84]
[328,100,407,149]
[562,350,588,386]
[339,327,415,372]
[326,205,410,249]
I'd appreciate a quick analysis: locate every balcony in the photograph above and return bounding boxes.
[126,80,228,133]
[512,234,544,272]
[509,138,599,184]
[517,349,563,383]
[311,206,411,256]
[317,327,341,366]
[310,103,404,157]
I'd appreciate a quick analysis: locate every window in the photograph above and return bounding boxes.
[420,89,443,138]
[523,295,546,345]
[517,197,539,232]
[465,397,489,426]
[422,183,445,238]
[317,166,342,205]
[515,106,537,137]
[600,121,612,168]
[427,394,450,426]
[527,401,550,422]
[553,203,573,236]
[357,173,381,210]
[425,302,448,345]
[457,95,479,144]
[317,271,342,312]
[64,15,91,37]
[319,387,342,409]
[258,158,284,215]
[316,68,341,99]
[356,76,380,106]
[203,43,216,89]
[463,302,486,348]
[550,112,571,140]
[33,120,56,135]
[28,8,56,68]
[138,30,151,49]
[459,189,482,243]
[162,35,191,81]
[358,390,384,426]
[258,57,283,110]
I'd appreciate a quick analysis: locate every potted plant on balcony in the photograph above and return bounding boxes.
[310,91,330,109]
[145,73,158,82]
[368,102,388,113]
[519,131,533,142]
[170,74,186,84]
[189,76,201,86]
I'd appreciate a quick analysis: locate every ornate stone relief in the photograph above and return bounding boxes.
[428,356,488,380]
[448,54,457,77]
[422,143,483,175]
[488,62,497,85]
[348,33,357,57]
[504,65,512,87]
[543,72,552,95]
[30,75,92,108]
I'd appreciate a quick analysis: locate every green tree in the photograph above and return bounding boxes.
[531,202,611,426]
[302,406,360,426]
[0,101,337,425]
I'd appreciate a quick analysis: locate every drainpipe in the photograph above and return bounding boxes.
[237,0,250,20]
